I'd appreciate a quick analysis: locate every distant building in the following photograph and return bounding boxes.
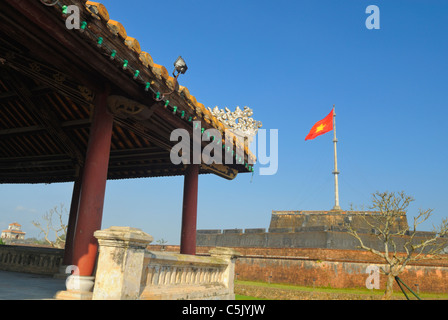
[1,223,26,240]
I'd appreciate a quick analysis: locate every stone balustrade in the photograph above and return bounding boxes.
[0,245,63,275]
[144,253,225,287]
[140,248,238,300]
[89,226,240,300]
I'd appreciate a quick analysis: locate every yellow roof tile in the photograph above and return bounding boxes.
[151,63,169,80]
[124,37,141,54]
[194,103,204,117]
[179,85,190,99]
[139,52,154,68]
[165,76,177,91]
[107,20,127,39]
[86,1,110,21]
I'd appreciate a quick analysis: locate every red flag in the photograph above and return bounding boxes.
[305,109,334,141]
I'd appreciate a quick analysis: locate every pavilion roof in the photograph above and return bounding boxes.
[0,0,257,184]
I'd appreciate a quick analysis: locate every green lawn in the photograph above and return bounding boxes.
[235,280,448,300]
[236,294,268,300]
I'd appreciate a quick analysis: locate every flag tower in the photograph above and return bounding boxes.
[305,105,341,211]
[332,105,341,210]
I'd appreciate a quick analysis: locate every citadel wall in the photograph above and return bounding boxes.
[151,245,448,294]
[197,210,436,252]
[192,210,448,294]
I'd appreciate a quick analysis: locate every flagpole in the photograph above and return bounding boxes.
[332,105,341,211]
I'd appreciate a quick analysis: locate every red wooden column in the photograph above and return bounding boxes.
[62,167,83,266]
[72,91,113,277]
[180,164,200,255]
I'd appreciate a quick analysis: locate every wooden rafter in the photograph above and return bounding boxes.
[2,69,85,165]
[0,119,92,137]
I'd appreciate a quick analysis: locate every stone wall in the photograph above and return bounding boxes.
[197,229,442,253]
[197,210,445,253]
[269,210,409,233]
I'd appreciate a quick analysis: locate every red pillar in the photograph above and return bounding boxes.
[72,91,113,277]
[62,167,83,266]
[180,164,199,255]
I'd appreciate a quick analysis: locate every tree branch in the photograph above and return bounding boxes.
[346,191,448,290]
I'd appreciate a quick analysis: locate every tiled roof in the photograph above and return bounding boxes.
[9,223,21,227]
[2,230,26,234]
[81,0,256,164]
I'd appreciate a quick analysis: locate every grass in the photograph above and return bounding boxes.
[235,280,448,300]
[236,294,268,300]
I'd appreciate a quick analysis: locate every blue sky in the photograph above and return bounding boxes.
[1,1,447,245]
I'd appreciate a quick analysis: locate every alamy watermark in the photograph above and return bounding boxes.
[64,4,381,31]
[170,122,279,176]
[366,5,380,30]
[64,5,81,30]
[65,265,80,290]
[365,265,380,290]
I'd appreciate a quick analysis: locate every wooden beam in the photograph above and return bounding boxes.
[3,69,85,165]
[0,158,74,170]
[0,119,92,137]
[0,125,45,137]
[0,85,51,101]
[0,148,169,164]
[0,169,75,179]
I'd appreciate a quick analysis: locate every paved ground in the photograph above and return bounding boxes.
[0,270,66,300]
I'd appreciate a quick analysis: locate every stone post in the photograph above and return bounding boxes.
[92,227,153,300]
[209,247,241,298]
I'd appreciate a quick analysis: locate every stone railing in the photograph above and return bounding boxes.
[0,245,64,275]
[140,248,237,300]
[90,227,240,300]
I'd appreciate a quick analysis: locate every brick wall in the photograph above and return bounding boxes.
[150,245,448,294]
[234,255,448,294]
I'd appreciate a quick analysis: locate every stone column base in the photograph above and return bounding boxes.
[54,290,93,300]
[53,275,95,300]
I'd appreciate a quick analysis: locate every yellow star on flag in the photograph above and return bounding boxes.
[315,124,326,133]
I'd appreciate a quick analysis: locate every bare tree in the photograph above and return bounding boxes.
[32,204,68,248]
[156,238,168,251]
[347,191,448,300]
